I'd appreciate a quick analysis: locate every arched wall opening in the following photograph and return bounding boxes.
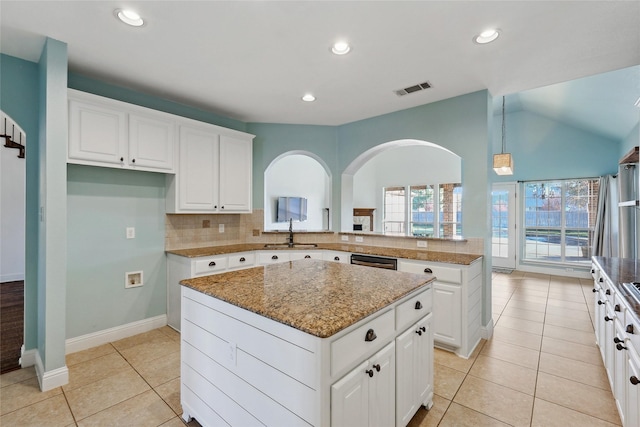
[264,151,332,231]
[341,139,461,233]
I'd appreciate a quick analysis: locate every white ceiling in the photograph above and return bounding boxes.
[1,1,639,138]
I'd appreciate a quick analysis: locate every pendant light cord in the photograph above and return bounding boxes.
[501,96,506,154]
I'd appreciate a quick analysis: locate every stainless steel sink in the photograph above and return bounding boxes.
[263,243,318,248]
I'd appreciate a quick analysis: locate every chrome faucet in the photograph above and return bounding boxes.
[288,218,294,247]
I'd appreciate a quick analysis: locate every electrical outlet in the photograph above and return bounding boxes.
[228,341,237,365]
[417,241,427,248]
[341,235,349,241]
[126,227,135,239]
[355,236,364,243]
[219,223,225,233]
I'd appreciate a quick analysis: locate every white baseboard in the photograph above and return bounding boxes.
[20,345,37,367]
[34,351,69,392]
[481,319,494,340]
[1,273,25,282]
[65,314,167,355]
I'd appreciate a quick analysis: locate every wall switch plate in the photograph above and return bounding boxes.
[341,235,349,241]
[219,223,225,233]
[125,271,143,288]
[417,241,427,248]
[355,236,364,243]
[126,227,135,239]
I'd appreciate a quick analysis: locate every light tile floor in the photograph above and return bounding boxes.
[1,271,621,426]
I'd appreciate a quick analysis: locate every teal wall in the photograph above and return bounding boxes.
[492,110,620,183]
[621,122,639,159]
[67,165,167,338]
[37,38,68,372]
[0,54,40,352]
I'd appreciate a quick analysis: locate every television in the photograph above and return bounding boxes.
[277,197,307,222]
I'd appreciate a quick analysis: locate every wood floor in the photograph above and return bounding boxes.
[0,280,23,374]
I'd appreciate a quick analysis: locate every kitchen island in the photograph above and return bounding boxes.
[179,259,435,427]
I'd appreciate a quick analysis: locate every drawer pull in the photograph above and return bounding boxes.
[208,261,216,267]
[420,326,426,332]
[599,277,603,283]
[272,255,278,260]
[616,343,628,351]
[304,255,311,259]
[614,337,624,344]
[415,301,423,310]
[373,364,381,372]
[591,269,595,274]
[366,369,374,378]
[214,205,217,209]
[592,288,597,293]
[364,329,377,342]
[627,324,635,334]
[120,157,124,162]
[615,304,621,312]
[606,289,611,295]
[239,257,246,262]
[131,158,135,163]
[631,376,640,385]
[424,268,433,274]
[415,329,422,336]
[604,316,613,322]
[334,256,340,261]
[597,300,604,305]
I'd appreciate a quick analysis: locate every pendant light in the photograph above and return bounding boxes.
[493,96,514,175]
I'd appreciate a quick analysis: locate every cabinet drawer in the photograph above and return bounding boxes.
[396,286,433,332]
[289,251,323,261]
[194,256,228,276]
[322,251,350,263]
[331,309,394,376]
[398,261,461,284]
[259,251,290,264]
[228,252,255,269]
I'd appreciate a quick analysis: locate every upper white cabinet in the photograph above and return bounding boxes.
[166,122,253,214]
[68,89,175,173]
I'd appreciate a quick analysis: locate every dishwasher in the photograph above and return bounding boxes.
[350,253,397,270]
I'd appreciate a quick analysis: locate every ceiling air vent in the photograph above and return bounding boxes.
[395,81,432,97]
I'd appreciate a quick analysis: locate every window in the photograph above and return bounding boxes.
[523,178,599,264]
[383,183,461,238]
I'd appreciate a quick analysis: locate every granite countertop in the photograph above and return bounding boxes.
[167,243,482,265]
[592,256,640,323]
[180,259,435,338]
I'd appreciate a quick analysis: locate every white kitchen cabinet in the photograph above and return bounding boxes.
[323,251,350,263]
[68,89,175,173]
[166,123,253,213]
[331,342,395,427]
[396,314,433,427]
[627,345,640,427]
[398,258,482,358]
[258,251,290,265]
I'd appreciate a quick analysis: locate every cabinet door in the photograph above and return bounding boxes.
[415,315,433,406]
[178,126,219,211]
[433,282,462,347]
[369,342,395,427]
[331,360,369,427]
[129,113,175,172]
[68,99,126,166]
[218,135,252,212]
[395,326,417,427]
[627,347,640,427]
[613,321,627,425]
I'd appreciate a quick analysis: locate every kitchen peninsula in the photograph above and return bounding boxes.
[179,259,435,427]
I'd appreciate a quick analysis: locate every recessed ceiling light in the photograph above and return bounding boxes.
[302,94,316,102]
[473,28,500,44]
[116,9,144,27]
[331,41,351,55]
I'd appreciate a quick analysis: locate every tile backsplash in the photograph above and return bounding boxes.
[165,209,484,255]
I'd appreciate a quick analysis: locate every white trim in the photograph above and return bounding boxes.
[65,314,167,355]
[20,345,37,367]
[34,351,69,392]
[481,319,494,340]
[516,263,590,279]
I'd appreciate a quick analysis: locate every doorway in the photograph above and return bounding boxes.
[492,183,517,271]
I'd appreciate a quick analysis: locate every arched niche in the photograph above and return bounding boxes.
[264,151,332,231]
[341,139,461,233]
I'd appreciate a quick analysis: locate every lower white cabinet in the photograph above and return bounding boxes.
[398,258,482,358]
[331,342,396,427]
[627,345,640,427]
[395,314,433,427]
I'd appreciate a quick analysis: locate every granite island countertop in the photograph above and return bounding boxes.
[168,242,482,265]
[592,256,640,324]
[180,259,435,338]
